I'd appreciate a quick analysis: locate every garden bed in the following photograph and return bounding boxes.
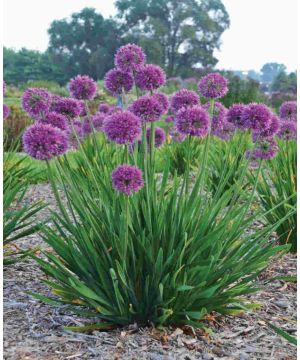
[3,184,297,360]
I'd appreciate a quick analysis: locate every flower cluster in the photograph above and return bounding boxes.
[135,64,166,91]
[115,44,146,73]
[146,127,166,148]
[69,75,97,100]
[226,104,247,130]
[128,95,163,123]
[171,89,199,114]
[66,120,84,149]
[3,104,10,120]
[250,137,279,160]
[203,101,227,132]
[83,112,106,135]
[198,73,228,99]
[279,101,297,122]
[112,164,144,196]
[176,105,209,138]
[22,88,52,118]
[277,121,297,141]
[104,68,134,96]
[241,103,272,132]
[38,112,69,131]
[52,97,82,119]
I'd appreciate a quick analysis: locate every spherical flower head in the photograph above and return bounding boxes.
[38,111,69,131]
[22,123,68,160]
[114,43,146,73]
[153,92,169,114]
[198,73,228,99]
[146,127,166,148]
[104,68,134,96]
[53,97,82,119]
[213,121,235,141]
[241,103,272,132]
[98,103,111,114]
[69,75,97,100]
[103,110,141,144]
[252,114,280,141]
[279,101,297,122]
[128,94,163,123]
[171,89,199,114]
[175,105,209,137]
[112,164,144,196]
[3,104,10,120]
[169,126,186,142]
[135,64,166,91]
[226,104,248,129]
[3,81,6,96]
[66,120,84,149]
[251,137,279,160]
[83,112,106,135]
[203,101,227,132]
[165,115,174,124]
[277,120,297,141]
[22,88,52,118]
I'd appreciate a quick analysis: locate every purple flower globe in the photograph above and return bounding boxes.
[128,95,163,123]
[66,120,84,149]
[69,75,97,100]
[252,114,280,141]
[53,97,82,119]
[198,73,228,99]
[251,137,279,160]
[104,68,134,96]
[175,105,209,137]
[38,112,69,131]
[171,89,199,114]
[165,115,174,124]
[153,93,169,114]
[112,164,144,196]
[169,126,186,142]
[226,104,247,130]
[146,127,166,148]
[242,103,272,132]
[277,120,297,141]
[114,43,146,73]
[203,101,227,132]
[135,64,166,91]
[279,101,297,122]
[22,123,68,160]
[214,121,236,141]
[98,103,111,114]
[83,112,106,135]
[103,110,141,144]
[3,104,10,119]
[22,88,52,118]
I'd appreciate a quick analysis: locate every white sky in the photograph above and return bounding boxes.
[3,0,297,72]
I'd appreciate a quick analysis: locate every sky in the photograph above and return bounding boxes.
[3,0,297,72]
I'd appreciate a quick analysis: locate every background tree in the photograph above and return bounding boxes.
[260,62,286,84]
[271,71,297,94]
[115,0,230,77]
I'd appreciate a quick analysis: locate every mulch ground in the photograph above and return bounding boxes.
[3,184,297,360]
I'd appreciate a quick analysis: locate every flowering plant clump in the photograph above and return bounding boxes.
[22,88,52,118]
[22,44,295,339]
[226,103,247,129]
[52,97,82,119]
[277,120,297,140]
[38,111,69,131]
[279,101,297,122]
[104,68,134,96]
[198,73,228,99]
[82,112,106,135]
[69,75,97,100]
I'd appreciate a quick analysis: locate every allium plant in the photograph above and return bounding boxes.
[26,45,292,333]
[22,88,52,118]
[69,75,97,100]
[279,101,297,122]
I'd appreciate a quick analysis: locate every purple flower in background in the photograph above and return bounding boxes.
[279,101,297,122]
[38,111,69,131]
[112,164,144,196]
[213,121,236,141]
[53,97,82,119]
[226,104,247,129]
[152,92,169,114]
[3,104,10,119]
[3,81,6,96]
[22,88,52,118]
[198,73,228,99]
[171,89,199,114]
[135,64,166,91]
[242,103,272,132]
[22,123,68,160]
[203,101,227,132]
[115,43,146,73]
[66,120,84,149]
[78,101,87,116]
[146,127,166,148]
[252,114,280,141]
[103,110,141,144]
[104,68,134,96]
[69,75,97,100]
[165,115,174,124]
[98,103,111,114]
[176,105,209,138]
[82,112,106,135]
[277,120,297,141]
[250,137,279,160]
[128,95,163,123]
[169,126,186,142]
